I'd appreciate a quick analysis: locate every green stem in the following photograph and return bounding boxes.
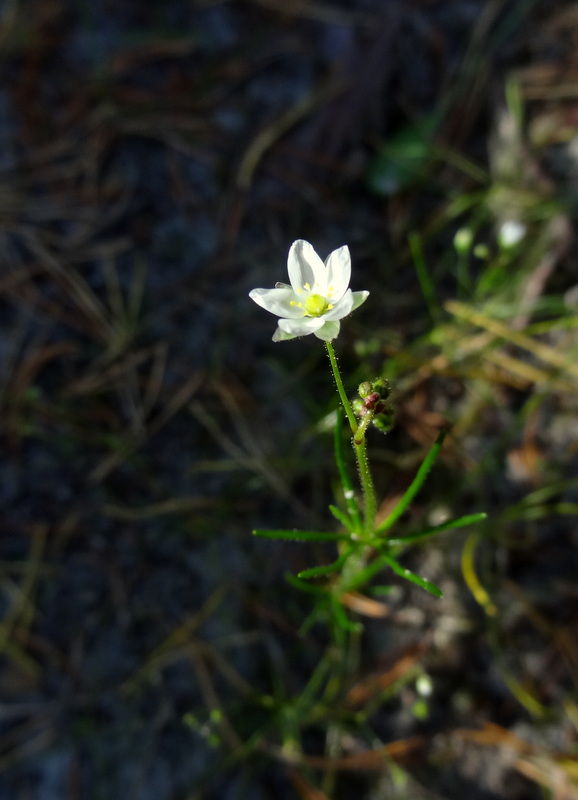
[325,341,377,537]
[325,341,358,435]
[353,409,374,445]
[355,438,376,536]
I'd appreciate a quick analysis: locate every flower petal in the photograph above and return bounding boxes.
[313,320,340,341]
[324,245,350,302]
[249,287,304,319]
[322,289,369,321]
[277,316,325,337]
[350,290,369,312]
[287,240,326,294]
[323,289,355,320]
[272,326,297,342]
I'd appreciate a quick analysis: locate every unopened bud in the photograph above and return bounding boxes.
[372,378,390,399]
[373,408,395,434]
[454,227,474,255]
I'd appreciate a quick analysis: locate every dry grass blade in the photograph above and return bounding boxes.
[65,348,153,396]
[122,589,248,753]
[0,712,56,772]
[446,300,578,383]
[455,722,578,799]
[346,643,427,707]
[90,370,203,482]
[190,393,319,523]
[26,239,113,342]
[122,587,228,692]
[0,525,48,680]
[188,647,242,750]
[244,0,368,24]
[0,339,77,440]
[515,755,578,800]
[301,736,428,771]
[101,496,215,521]
[237,78,345,190]
[504,580,578,686]
[288,769,332,800]
[340,591,389,618]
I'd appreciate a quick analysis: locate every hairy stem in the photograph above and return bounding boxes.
[325,341,377,536]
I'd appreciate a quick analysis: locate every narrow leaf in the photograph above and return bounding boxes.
[285,573,328,595]
[341,550,394,593]
[376,430,447,535]
[387,512,487,545]
[331,596,363,632]
[298,549,352,579]
[409,231,440,323]
[377,548,443,597]
[329,504,355,533]
[253,529,348,542]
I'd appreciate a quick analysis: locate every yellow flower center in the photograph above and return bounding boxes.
[305,293,328,316]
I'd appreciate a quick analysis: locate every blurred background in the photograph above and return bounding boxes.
[1,0,578,797]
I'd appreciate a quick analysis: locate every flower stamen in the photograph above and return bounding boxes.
[305,294,329,317]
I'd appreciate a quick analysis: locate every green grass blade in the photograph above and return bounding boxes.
[253,529,348,542]
[502,502,578,522]
[375,430,447,535]
[409,231,440,323]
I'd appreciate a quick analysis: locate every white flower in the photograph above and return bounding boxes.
[498,220,526,249]
[249,240,369,342]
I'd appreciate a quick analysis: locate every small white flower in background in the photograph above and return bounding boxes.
[249,239,369,342]
[498,220,526,250]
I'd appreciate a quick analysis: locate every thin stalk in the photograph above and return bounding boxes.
[325,341,377,537]
[333,408,363,533]
[325,342,357,434]
[354,438,376,536]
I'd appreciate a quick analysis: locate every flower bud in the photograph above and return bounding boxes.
[373,408,395,434]
[358,381,372,399]
[372,378,390,399]
[352,398,365,416]
[453,227,474,255]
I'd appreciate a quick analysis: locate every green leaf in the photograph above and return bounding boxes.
[375,430,447,535]
[329,504,355,533]
[298,549,353,579]
[253,529,348,542]
[340,550,394,593]
[387,512,487,545]
[376,548,443,597]
[341,548,442,597]
[285,573,328,595]
[369,585,397,597]
[367,120,434,196]
[331,596,363,633]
